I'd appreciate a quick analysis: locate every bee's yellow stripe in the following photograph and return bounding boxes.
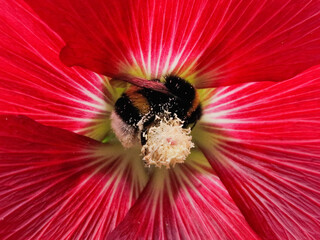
[126,86,150,115]
[187,91,200,117]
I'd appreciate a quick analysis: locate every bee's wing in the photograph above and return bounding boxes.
[112,75,169,94]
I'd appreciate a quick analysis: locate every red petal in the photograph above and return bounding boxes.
[24,0,320,87]
[108,152,258,239]
[0,115,147,239]
[0,0,114,140]
[198,66,320,239]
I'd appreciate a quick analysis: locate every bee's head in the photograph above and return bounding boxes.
[164,75,196,103]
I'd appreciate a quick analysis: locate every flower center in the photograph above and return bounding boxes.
[110,75,202,168]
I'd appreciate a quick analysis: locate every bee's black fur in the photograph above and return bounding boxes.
[114,75,202,145]
[114,94,142,127]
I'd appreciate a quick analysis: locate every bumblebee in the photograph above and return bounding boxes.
[111,75,202,147]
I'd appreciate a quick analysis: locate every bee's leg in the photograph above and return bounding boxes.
[182,118,197,129]
[190,120,198,130]
[140,128,148,145]
[143,114,155,128]
[140,113,155,145]
[184,105,202,129]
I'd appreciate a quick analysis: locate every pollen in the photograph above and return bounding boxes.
[141,116,194,168]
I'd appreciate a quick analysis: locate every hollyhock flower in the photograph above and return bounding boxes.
[1,0,320,239]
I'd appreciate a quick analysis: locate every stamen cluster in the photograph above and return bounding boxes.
[141,116,194,168]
